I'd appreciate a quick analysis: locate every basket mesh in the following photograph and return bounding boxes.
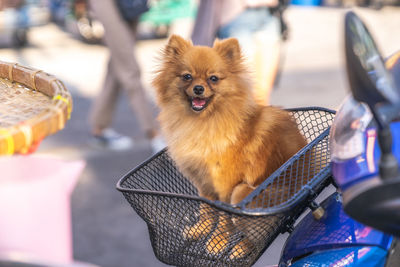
[118,107,335,267]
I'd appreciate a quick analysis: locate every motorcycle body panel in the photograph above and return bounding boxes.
[288,246,387,267]
[280,193,392,265]
[332,121,400,190]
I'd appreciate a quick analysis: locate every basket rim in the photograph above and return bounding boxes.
[285,106,336,114]
[116,136,331,216]
[116,106,336,216]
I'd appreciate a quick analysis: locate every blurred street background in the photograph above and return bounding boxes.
[0,0,400,266]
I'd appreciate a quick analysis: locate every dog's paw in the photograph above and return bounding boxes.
[205,215,232,255]
[183,217,214,240]
[206,230,230,255]
[229,238,253,259]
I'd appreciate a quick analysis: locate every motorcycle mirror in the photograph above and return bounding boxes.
[345,11,400,109]
[343,11,400,237]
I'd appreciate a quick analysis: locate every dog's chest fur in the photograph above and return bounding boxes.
[162,106,271,202]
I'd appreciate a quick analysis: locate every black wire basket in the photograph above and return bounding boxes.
[117,107,335,267]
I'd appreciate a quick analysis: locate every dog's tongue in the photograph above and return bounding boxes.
[192,97,206,108]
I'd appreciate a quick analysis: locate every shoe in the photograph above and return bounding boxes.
[150,135,166,154]
[90,128,134,151]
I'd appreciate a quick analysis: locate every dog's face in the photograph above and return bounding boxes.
[153,35,250,116]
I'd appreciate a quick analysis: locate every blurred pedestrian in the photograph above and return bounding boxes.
[88,0,164,152]
[192,0,289,105]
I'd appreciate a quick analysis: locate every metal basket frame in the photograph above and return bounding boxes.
[117,107,335,267]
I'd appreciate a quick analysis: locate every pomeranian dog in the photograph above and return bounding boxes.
[152,35,307,258]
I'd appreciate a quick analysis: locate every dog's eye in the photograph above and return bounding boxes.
[209,75,219,83]
[182,74,192,81]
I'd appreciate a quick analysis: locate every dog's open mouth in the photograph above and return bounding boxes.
[190,97,211,112]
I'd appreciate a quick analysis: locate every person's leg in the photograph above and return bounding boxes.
[252,11,281,105]
[253,36,281,105]
[123,20,159,139]
[89,0,159,141]
[89,59,121,135]
[217,8,281,106]
[89,58,135,150]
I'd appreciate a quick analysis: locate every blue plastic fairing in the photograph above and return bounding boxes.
[280,193,392,265]
[332,121,400,190]
[288,246,387,267]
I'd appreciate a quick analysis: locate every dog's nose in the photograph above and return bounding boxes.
[193,85,204,95]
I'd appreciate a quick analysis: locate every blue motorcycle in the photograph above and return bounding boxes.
[280,11,400,266]
[117,11,400,267]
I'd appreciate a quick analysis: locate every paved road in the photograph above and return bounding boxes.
[1,5,399,267]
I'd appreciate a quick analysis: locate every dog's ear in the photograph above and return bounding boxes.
[165,35,192,57]
[213,38,242,62]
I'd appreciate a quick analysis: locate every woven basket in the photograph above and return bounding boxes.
[118,107,335,267]
[0,61,72,155]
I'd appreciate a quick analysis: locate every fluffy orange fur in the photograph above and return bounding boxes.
[152,35,307,257]
[153,35,306,204]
